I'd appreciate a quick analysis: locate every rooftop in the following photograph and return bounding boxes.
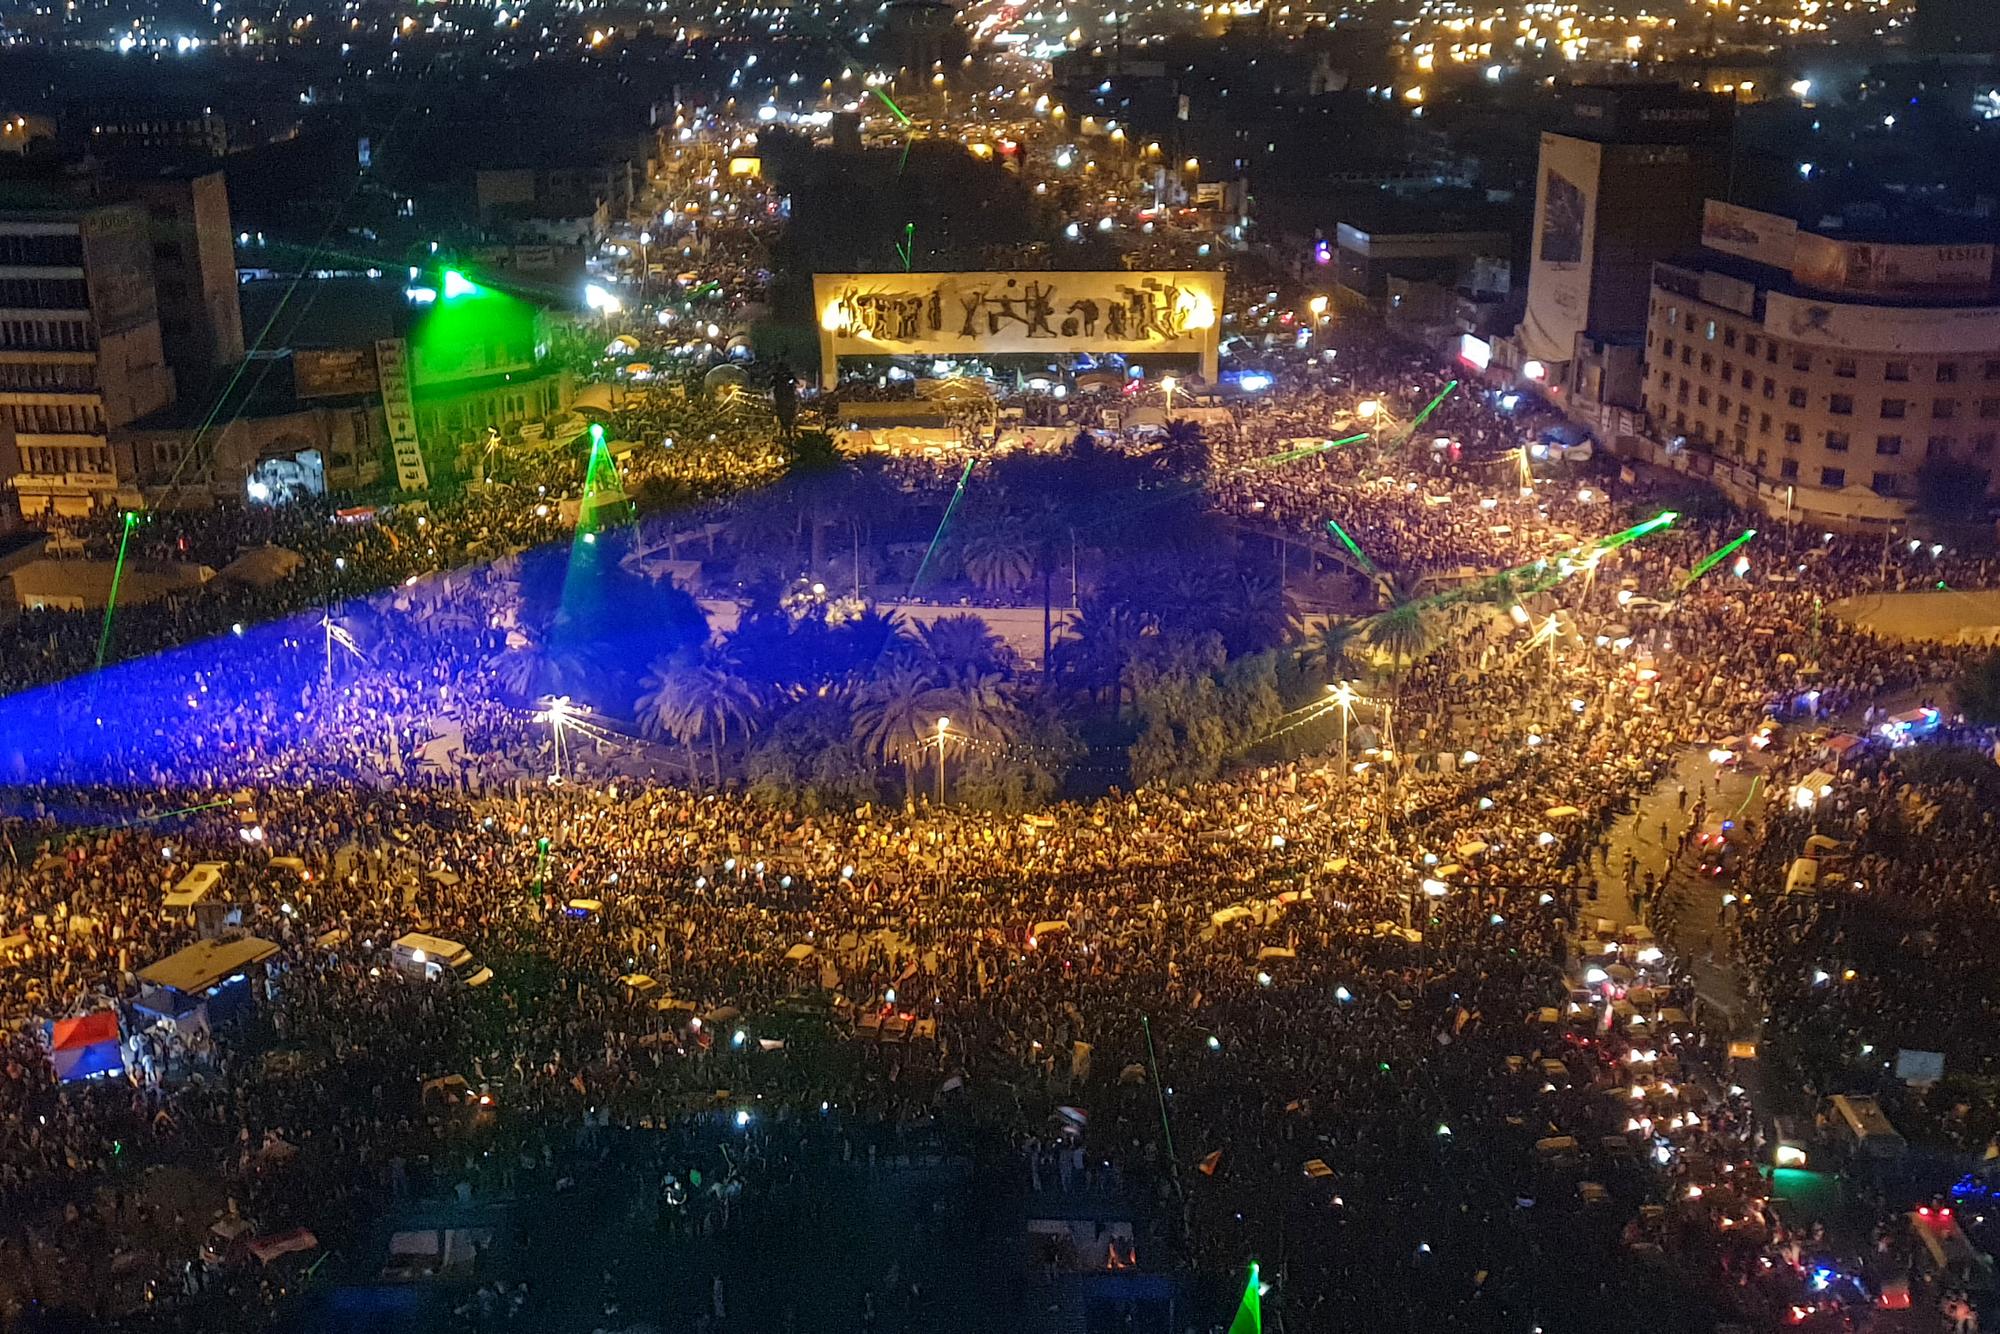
[240,277,406,352]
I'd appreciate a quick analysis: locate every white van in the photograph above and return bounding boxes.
[389,933,492,988]
[1824,1093,1907,1161]
[165,862,228,908]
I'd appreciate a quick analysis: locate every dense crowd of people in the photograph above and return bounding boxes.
[0,297,1996,1334]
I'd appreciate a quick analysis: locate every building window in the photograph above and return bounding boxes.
[1872,472,1900,496]
[1826,430,1849,452]
[1928,435,1954,456]
[1697,387,1711,408]
[1981,398,2000,419]
[1830,394,1854,416]
[1725,327,1739,349]
[1881,399,1907,419]
[1681,347,1693,366]
[1885,361,1909,382]
[1721,361,1734,382]
[1876,434,1902,456]
[1939,362,1959,384]
[1705,319,1717,341]
[1780,458,1799,480]
[1793,350,1812,372]
[1783,422,1801,443]
[1662,337,1676,358]
[1985,360,2000,382]
[1934,398,1956,420]
[1759,413,1773,434]
[1834,357,1857,379]
[1788,387,1807,408]
[1820,467,1845,488]
[1976,433,1997,455]
[1700,354,1715,375]
[1762,376,1775,399]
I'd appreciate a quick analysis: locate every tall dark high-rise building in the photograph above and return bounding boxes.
[131,170,245,395]
[1511,85,1734,391]
[0,198,174,515]
[1912,0,2000,58]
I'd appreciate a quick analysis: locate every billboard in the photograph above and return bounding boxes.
[79,204,158,337]
[293,347,379,399]
[374,338,429,492]
[1701,201,1797,270]
[1794,235,1993,298]
[1764,291,2000,355]
[1516,133,1602,365]
[813,270,1223,387]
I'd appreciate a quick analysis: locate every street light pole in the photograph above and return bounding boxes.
[1328,681,1356,767]
[935,716,950,805]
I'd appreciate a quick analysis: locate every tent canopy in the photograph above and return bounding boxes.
[217,545,304,589]
[139,936,278,995]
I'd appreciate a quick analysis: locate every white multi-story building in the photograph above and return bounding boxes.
[1640,201,2000,531]
[0,200,174,516]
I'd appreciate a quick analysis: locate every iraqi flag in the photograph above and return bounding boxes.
[47,1011,124,1083]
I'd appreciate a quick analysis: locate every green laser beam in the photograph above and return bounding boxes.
[156,69,438,504]
[908,458,975,596]
[1324,517,1377,575]
[1228,1263,1262,1334]
[1259,432,1369,467]
[896,222,916,271]
[94,511,137,670]
[129,804,236,824]
[870,86,912,125]
[577,425,621,534]
[1681,528,1758,589]
[1142,1014,1177,1165]
[1389,510,1681,625]
[1392,379,1459,450]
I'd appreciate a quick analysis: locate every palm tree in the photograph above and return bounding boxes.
[915,613,1014,680]
[1053,599,1157,716]
[1367,604,1432,683]
[960,519,1035,595]
[938,670,1019,745]
[1153,418,1210,480]
[851,664,955,803]
[781,429,851,575]
[635,653,760,785]
[1373,567,1431,613]
[1221,571,1300,656]
[488,639,548,701]
[1299,619,1365,682]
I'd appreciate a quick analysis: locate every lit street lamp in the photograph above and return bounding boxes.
[1327,680,1357,765]
[1356,397,1381,444]
[935,716,951,805]
[1161,375,1178,419]
[1307,293,1328,350]
[536,696,582,782]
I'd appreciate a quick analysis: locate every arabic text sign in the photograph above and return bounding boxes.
[814,271,1223,359]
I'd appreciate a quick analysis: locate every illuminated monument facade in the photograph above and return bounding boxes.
[813,270,1224,388]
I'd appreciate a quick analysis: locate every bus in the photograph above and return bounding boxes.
[1910,1206,1996,1293]
[1823,1094,1907,1162]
